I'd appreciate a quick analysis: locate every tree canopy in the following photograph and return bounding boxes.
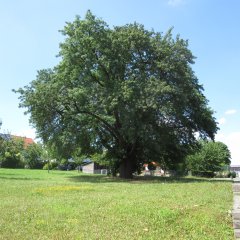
[0,136,44,169]
[0,137,25,168]
[186,140,231,177]
[15,11,218,178]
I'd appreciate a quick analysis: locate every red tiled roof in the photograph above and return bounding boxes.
[12,136,35,148]
[24,137,35,145]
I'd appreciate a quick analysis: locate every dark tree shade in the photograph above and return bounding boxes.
[15,11,218,178]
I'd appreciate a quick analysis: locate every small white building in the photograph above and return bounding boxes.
[230,165,240,177]
[82,161,108,175]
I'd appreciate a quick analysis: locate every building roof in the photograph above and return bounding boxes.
[24,137,35,146]
[82,159,92,166]
[0,133,35,148]
[0,133,11,141]
[13,136,35,148]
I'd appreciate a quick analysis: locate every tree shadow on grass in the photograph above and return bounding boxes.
[0,176,42,181]
[67,174,125,183]
[132,175,233,184]
[67,173,233,184]
[0,172,21,176]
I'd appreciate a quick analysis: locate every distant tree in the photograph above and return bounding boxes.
[23,143,44,169]
[15,11,218,178]
[0,138,25,168]
[186,141,231,177]
[0,137,4,165]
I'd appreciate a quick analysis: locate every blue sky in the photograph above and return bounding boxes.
[0,0,239,164]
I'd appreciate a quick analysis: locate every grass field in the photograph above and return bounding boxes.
[0,169,234,240]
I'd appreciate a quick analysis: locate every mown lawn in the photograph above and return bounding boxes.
[0,169,234,240]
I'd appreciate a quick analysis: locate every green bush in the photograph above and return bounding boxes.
[43,162,58,170]
[1,154,24,169]
[43,163,49,170]
[186,140,231,178]
[228,171,237,178]
[43,163,51,170]
[215,171,231,178]
[25,160,44,169]
[0,139,25,168]
[232,172,237,178]
[23,143,44,169]
[192,171,215,178]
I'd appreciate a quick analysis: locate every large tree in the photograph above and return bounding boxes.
[15,11,218,178]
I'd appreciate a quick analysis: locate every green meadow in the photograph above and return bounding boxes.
[0,169,234,240]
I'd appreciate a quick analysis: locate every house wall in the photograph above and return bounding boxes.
[230,166,240,177]
[94,169,108,175]
[82,162,108,175]
[231,167,240,171]
[82,163,94,174]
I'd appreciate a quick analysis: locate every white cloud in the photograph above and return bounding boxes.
[215,132,240,165]
[215,133,225,142]
[167,0,186,7]
[225,109,237,115]
[218,117,226,125]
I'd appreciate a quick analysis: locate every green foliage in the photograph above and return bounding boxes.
[215,171,231,178]
[42,163,50,170]
[15,11,218,178]
[186,141,231,177]
[228,171,237,178]
[0,138,25,168]
[90,151,120,176]
[43,161,58,170]
[0,136,44,169]
[23,143,44,169]
[60,158,68,165]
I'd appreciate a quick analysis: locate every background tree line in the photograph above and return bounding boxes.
[0,137,43,169]
[0,135,78,170]
[0,134,232,178]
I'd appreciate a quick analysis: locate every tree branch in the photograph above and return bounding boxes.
[94,51,111,82]
[73,102,119,141]
[88,70,104,87]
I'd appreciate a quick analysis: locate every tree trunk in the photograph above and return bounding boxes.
[119,157,134,179]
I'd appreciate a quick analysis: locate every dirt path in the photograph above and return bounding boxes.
[232,178,240,239]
